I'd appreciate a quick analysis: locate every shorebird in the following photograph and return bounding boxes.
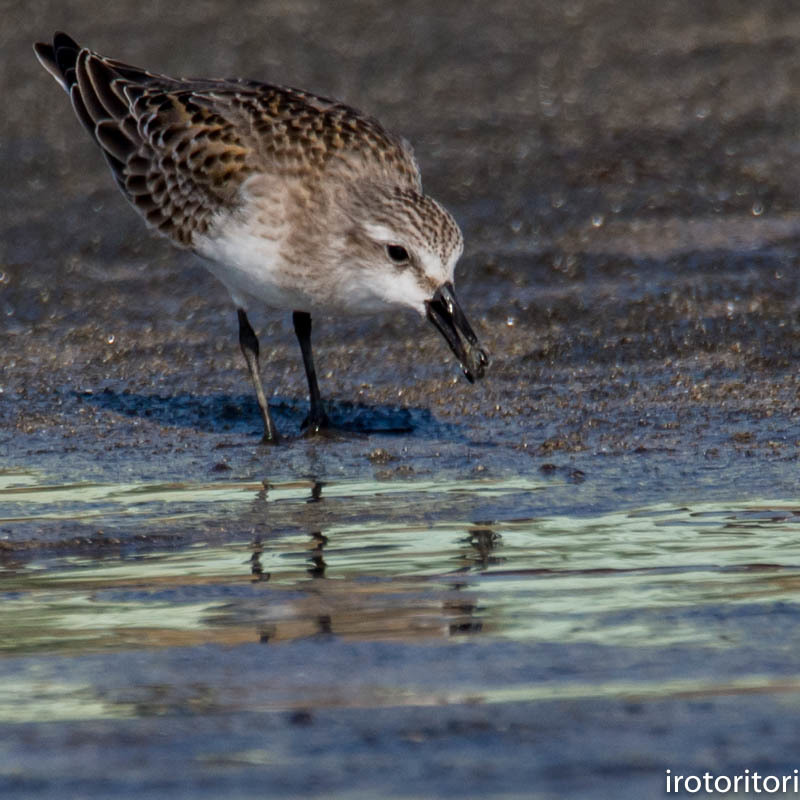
[34,32,488,441]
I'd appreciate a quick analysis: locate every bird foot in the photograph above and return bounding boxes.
[300,413,333,436]
[300,410,333,437]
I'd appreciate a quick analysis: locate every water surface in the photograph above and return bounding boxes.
[4,474,800,712]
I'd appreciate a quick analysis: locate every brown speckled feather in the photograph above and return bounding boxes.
[34,32,421,247]
[33,33,487,442]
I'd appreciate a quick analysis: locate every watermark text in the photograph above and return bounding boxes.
[666,769,800,794]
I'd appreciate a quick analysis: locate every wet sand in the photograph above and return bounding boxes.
[4,2,800,500]
[3,1,800,797]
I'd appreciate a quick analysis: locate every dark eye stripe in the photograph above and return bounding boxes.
[386,244,409,264]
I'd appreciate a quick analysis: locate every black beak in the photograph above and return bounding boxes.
[425,282,489,383]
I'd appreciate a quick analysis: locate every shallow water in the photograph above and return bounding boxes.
[5,475,800,797]
[4,475,800,711]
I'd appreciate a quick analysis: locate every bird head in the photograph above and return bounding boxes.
[341,183,488,382]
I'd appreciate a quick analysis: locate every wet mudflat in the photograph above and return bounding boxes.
[4,0,800,798]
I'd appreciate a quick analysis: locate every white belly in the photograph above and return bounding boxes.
[193,173,323,312]
[195,222,312,311]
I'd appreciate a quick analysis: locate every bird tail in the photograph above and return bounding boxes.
[33,31,81,93]
[33,32,154,195]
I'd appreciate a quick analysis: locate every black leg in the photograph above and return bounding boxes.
[292,310,329,432]
[237,308,279,443]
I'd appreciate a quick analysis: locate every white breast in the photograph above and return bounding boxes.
[193,175,314,312]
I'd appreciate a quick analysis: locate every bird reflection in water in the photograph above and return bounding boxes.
[304,481,328,578]
[461,527,504,571]
[307,532,328,578]
[250,536,268,582]
[246,480,493,642]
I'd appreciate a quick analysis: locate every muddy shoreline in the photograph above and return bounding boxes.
[4,2,800,514]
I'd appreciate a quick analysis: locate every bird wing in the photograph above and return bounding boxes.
[34,32,422,248]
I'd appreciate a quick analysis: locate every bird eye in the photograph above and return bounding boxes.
[386,244,410,264]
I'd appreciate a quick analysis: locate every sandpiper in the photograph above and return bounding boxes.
[34,32,488,441]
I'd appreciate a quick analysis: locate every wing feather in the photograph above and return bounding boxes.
[34,32,422,247]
